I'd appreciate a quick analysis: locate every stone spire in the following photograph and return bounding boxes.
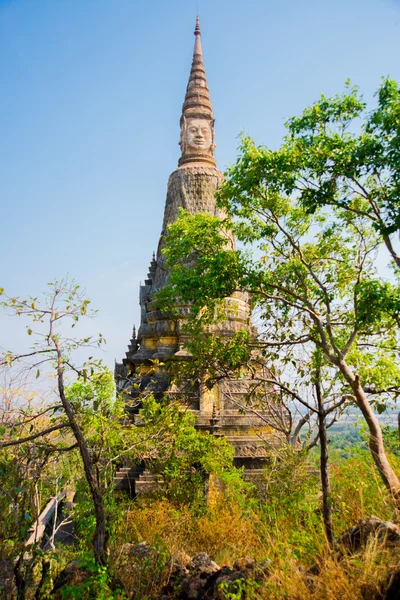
[115,18,273,488]
[179,16,216,167]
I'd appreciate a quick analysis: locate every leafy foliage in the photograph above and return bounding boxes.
[130,395,245,505]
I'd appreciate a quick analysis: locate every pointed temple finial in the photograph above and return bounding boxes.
[178,17,216,167]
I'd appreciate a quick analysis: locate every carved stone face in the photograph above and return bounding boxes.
[185,118,212,151]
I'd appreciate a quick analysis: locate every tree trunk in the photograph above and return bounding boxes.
[14,555,30,600]
[338,359,400,507]
[55,344,108,565]
[34,560,50,600]
[397,412,400,443]
[315,382,334,546]
[383,234,400,269]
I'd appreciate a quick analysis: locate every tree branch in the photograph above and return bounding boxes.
[0,423,71,448]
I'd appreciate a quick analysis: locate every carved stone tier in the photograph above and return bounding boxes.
[115,19,276,491]
[152,164,225,292]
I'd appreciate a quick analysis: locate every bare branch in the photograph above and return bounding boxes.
[0,423,71,448]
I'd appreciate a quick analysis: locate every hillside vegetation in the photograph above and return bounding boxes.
[1,78,400,599]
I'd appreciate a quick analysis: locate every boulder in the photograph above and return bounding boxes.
[121,541,154,560]
[177,553,221,599]
[384,569,400,600]
[51,561,92,597]
[209,557,267,600]
[189,552,220,575]
[162,552,267,599]
[117,541,170,596]
[335,516,400,553]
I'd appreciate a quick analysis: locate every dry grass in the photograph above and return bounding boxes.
[331,453,398,530]
[120,497,262,565]
[108,450,400,599]
[111,496,400,599]
[308,545,400,600]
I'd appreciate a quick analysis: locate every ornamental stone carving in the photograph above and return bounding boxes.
[115,18,276,482]
[179,117,215,164]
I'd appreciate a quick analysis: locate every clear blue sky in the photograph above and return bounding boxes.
[1,0,400,369]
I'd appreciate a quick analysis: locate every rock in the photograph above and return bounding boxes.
[51,561,92,597]
[210,558,267,600]
[119,542,157,578]
[168,551,192,579]
[122,541,154,560]
[233,555,270,579]
[212,566,248,598]
[120,541,168,569]
[189,552,220,573]
[335,516,400,553]
[167,557,190,589]
[177,553,221,599]
[384,569,400,600]
[173,551,192,568]
[233,557,255,571]
[161,553,267,600]
[118,541,170,596]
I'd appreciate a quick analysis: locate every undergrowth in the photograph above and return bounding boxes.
[29,447,400,599]
[104,447,400,599]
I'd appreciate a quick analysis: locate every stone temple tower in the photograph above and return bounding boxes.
[115,19,271,490]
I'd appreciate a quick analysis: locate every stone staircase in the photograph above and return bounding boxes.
[135,471,161,495]
[113,418,270,496]
[242,469,266,482]
[114,466,143,496]
[114,466,161,497]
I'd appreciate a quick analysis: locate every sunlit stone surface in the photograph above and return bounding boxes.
[115,18,275,480]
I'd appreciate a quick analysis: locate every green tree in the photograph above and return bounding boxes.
[0,372,79,599]
[275,78,400,267]
[159,79,400,512]
[0,281,116,567]
[0,280,245,596]
[130,394,243,505]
